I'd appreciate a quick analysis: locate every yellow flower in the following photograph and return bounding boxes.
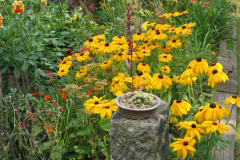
[75,51,90,62]
[177,121,206,142]
[155,23,171,31]
[224,94,240,108]
[133,72,151,90]
[94,99,118,119]
[187,57,209,76]
[93,34,106,41]
[150,73,172,90]
[194,107,206,123]
[57,67,69,77]
[141,22,156,30]
[219,106,231,118]
[73,14,78,21]
[112,36,127,44]
[169,137,196,160]
[99,42,117,53]
[41,0,47,5]
[170,99,191,117]
[137,63,151,73]
[175,23,195,36]
[167,39,182,49]
[211,51,216,56]
[161,66,171,74]
[113,52,125,62]
[180,67,195,79]
[172,75,180,83]
[150,30,167,41]
[84,96,109,115]
[207,63,223,77]
[159,53,173,62]
[208,69,229,88]
[169,117,178,123]
[100,60,112,70]
[198,103,223,121]
[179,76,197,86]
[162,46,171,53]
[76,70,87,79]
[201,121,229,135]
[132,33,145,41]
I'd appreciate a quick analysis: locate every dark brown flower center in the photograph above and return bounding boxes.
[156,31,160,35]
[89,38,93,42]
[171,12,175,14]
[187,67,191,69]
[80,53,84,56]
[144,41,148,43]
[61,70,64,72]
[232,95,237,98]
[158,74,163,79]
[199,109,203,112]
[151,28,155,30]
[179,11,183,13]
[176,99,182,103]
[142,47,146,49]
[105,106,109,109]
[183,141,188,146]
[213,122,217,125]
[210,103,216,108]
[212,69,218,74]
[138,72,143,76]
[182,26,186,29]
[94,101,99,105]
[191,124,196,128]
[137,33,141,35]
[118,53,122,56]
[142,63,146,66]
[172,29,175,31]
[104,62,108,64]
[164,56,167,58]
[143,52,146,54]
[196,57,202,62]
[118,36,122,38]
[172,40,176,43]
[211,63,216,66]
[105,43,109,46]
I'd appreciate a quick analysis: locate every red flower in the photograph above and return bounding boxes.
[12,1,24,14]
[21,123,26,126]
[54,103,59,108]
[32,91,39,96]
[61,108,64,112]
[70,51,74,54]
[88,92,92,96]
[93,92,97,95]
[49,78,52,82]
[29,114,36,120]
[93,88,97,91]
[60,90,67,100]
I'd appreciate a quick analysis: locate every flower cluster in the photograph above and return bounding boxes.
[12,1,24,14]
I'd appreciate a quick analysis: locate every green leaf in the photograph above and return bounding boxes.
[51,152,62,160]
[22,60,29,71]
[67,119,81,127]
[10,87,17,93]
[1,65,8,74]
[184,115,194,121]
[13,68,21,78]
[74,145,92,154]
[96,138,105,149]
[29,54,39,60]
[34,125,43,137]
[182,95,189,102]
[69,133,76,138]
[229,123,239,132]
[76,125,93,136]
[28,60,35,65]
[99,118,111,132]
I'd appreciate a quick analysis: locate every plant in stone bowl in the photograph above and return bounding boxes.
[115,90,161,119]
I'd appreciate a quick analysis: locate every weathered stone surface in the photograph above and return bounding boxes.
[110,101,170,160]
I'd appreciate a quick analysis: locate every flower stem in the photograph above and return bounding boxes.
[225,103,234,125]
[212,84,218,102]
[204,133,214,160]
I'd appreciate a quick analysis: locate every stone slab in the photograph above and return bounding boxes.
[212,92,237,160]
[110,101,170,160]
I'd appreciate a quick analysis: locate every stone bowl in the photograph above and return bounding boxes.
[115,92,161,119]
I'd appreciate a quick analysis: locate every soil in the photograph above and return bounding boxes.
[118,92,158,109]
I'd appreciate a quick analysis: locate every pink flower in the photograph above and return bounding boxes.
[189,0,197,4]
[21,123,26,126]
[202,1,209,7]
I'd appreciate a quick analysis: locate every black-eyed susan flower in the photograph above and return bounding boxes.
[84,96,109,115]
[179,77,197,86]
[172,75,180,83]
[73,14,78,21]
[57,67,69,77]
[75,52,90,62]
[219,106,231,118]
[155,23,171,31]
[169,117,178,123]
[94,99,118,119]
[137,63,151,73]
[162,46,171,53]
[201,103,223,121]
[12,1,24,14]
[133,71,151,90]
[151,30,167,41]
[194,107,206,124]
[159,53,173,62]
[84,38,99,49]
[224,94,240,108]
[150,73,172,90]
[149,43,159,50]
[132,33,145,41]
[141,22,156,30]
[201,121,229,135]
[180,67,195,79]
[76,70,87,79]
[187,57,209,76]
[207,63,223,77]
[161,66,171,74]
[177,121,206,142]
[170,99,191,117]
[208,69,229,88]
[175,23,195,36]
[93,34,106,41]
[112,36,127,44]
[99,42,116,53]
[100,60,112,70]
[113,53,125,62]
[169,137,196,160]
[167,39,182,49]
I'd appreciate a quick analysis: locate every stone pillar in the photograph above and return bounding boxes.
[110,101,170,160]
